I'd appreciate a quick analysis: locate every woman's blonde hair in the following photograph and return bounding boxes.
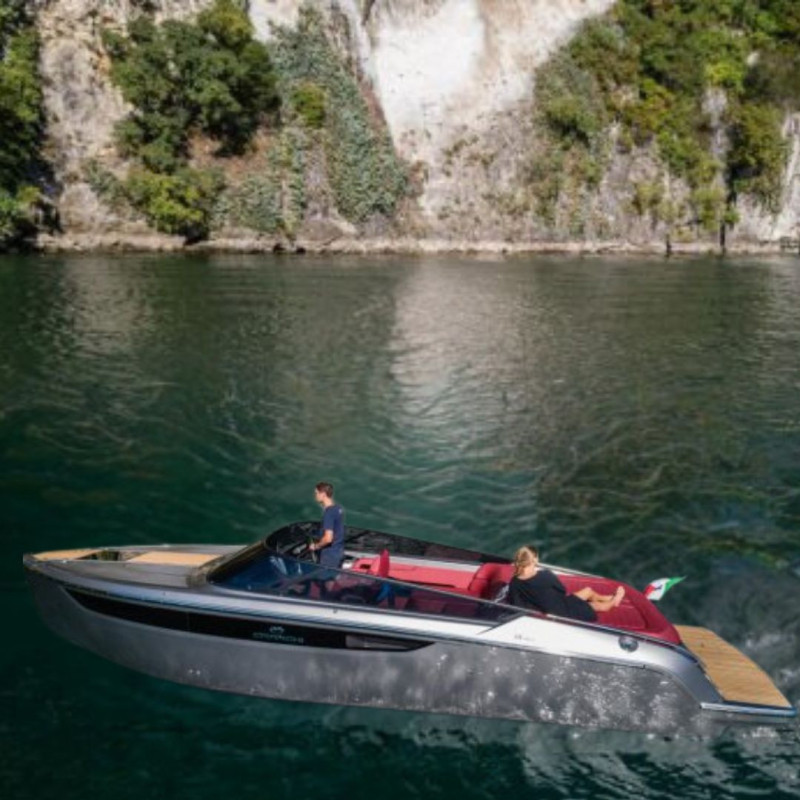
[513,545,538,577]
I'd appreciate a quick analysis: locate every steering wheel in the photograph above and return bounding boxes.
[287,539,319,563]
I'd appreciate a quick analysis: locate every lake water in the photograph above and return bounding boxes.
[2,253,799,799]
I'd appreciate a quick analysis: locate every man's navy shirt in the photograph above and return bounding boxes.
[318,503,345,566]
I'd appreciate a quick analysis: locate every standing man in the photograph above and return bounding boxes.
[310,482,345,568]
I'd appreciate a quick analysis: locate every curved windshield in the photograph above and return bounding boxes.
[209,550,517,624]
[265,521,506,564]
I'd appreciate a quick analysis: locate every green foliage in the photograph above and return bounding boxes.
[0,0,44,249]
[272,7,407,223]
[197,0,253,51]
[743,47,800,109]
[567,19,638,95]
[534,0,800,226]
[622,79,674,144]
[0,186,38,245]
[631,180,664,221]
[102,0,281,240]
[104,1,279,164]
[531,49,610,227]
[216,128,307,236]
[538,53,607,147]
[102,2,405,236]
[525,155,564,226]
[0,192,19,243]
[84,159,128,211]
[291,82,326,129]
[655,99,718,188]
[727,102,786,209]
[218,172,283,234]
[691,185,727,232]
[125,167,223,241]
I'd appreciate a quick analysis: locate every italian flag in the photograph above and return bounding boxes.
[644,576,685,601]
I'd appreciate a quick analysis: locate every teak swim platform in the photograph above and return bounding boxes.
[24,522,795,733]
[675,626,791,709]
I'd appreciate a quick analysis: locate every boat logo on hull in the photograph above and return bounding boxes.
[253,624,305,645]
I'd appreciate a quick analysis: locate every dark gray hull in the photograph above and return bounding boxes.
[26,569,791,735]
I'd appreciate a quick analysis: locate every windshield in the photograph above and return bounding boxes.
[209,549,517,625]
[264,521,506,564]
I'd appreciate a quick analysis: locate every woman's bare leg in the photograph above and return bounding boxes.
[575,586,625,612]
[594,586,625,611]
[574,587,615,604]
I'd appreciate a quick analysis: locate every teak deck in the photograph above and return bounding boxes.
[34,549,102,561]
[676,625,791,708]
[127,551,220,566]
[34,549,220,567]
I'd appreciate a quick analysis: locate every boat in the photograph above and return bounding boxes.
[23,521,796,733]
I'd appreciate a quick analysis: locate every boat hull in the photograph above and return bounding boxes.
[26,569,790,734]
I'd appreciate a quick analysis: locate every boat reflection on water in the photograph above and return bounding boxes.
[23,521,796,734]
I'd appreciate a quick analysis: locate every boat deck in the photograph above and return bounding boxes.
[676,625,792,709]
[126,551,221,566]
[34,548,224,567]
[30,548,233,587]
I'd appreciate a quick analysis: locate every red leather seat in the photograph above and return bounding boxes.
[368,549,390,578]
[466,563,681,644]
[467,562,514,600]
[558,574,681,644]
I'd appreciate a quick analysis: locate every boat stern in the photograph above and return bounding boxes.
[675,625,796,727]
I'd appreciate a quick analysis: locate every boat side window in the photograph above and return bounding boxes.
[211,551,517,622]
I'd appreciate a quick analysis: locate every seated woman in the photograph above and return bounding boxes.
[507,545,624,622]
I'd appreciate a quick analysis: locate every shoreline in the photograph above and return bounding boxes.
[31,232,800,257]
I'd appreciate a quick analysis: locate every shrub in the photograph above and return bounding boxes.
[0,0,44,249]
[743,47,800,109]
[0,187,38,246]
[84,160,128,211]
[691,185,727,232]
[125,168,223,241]
[272,7,407,222]
[631,180,664,220]
[727,102,786,210]
[537,53,607,146]
[104,2,280,163]
[534,0,799,225]
[216,128,307,236]
[218,173,283,234]
[292,82,326,129]
[101,0,281,240]
[531,49,610,225]
[622,78,674,144]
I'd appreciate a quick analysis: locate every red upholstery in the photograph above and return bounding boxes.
[352,556,473,591]
[467,562,514,600]
[368,549,390,578]
[465,562,680,644]
[557,574,681,644]
[348,556,680,644]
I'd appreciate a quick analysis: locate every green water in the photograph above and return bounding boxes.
[2,253,799,799]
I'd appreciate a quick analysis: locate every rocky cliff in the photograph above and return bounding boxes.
[31,0,800,253]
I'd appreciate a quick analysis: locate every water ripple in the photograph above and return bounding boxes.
[2,253,800,798]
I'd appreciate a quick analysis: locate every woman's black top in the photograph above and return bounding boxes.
[508,569,597,622]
